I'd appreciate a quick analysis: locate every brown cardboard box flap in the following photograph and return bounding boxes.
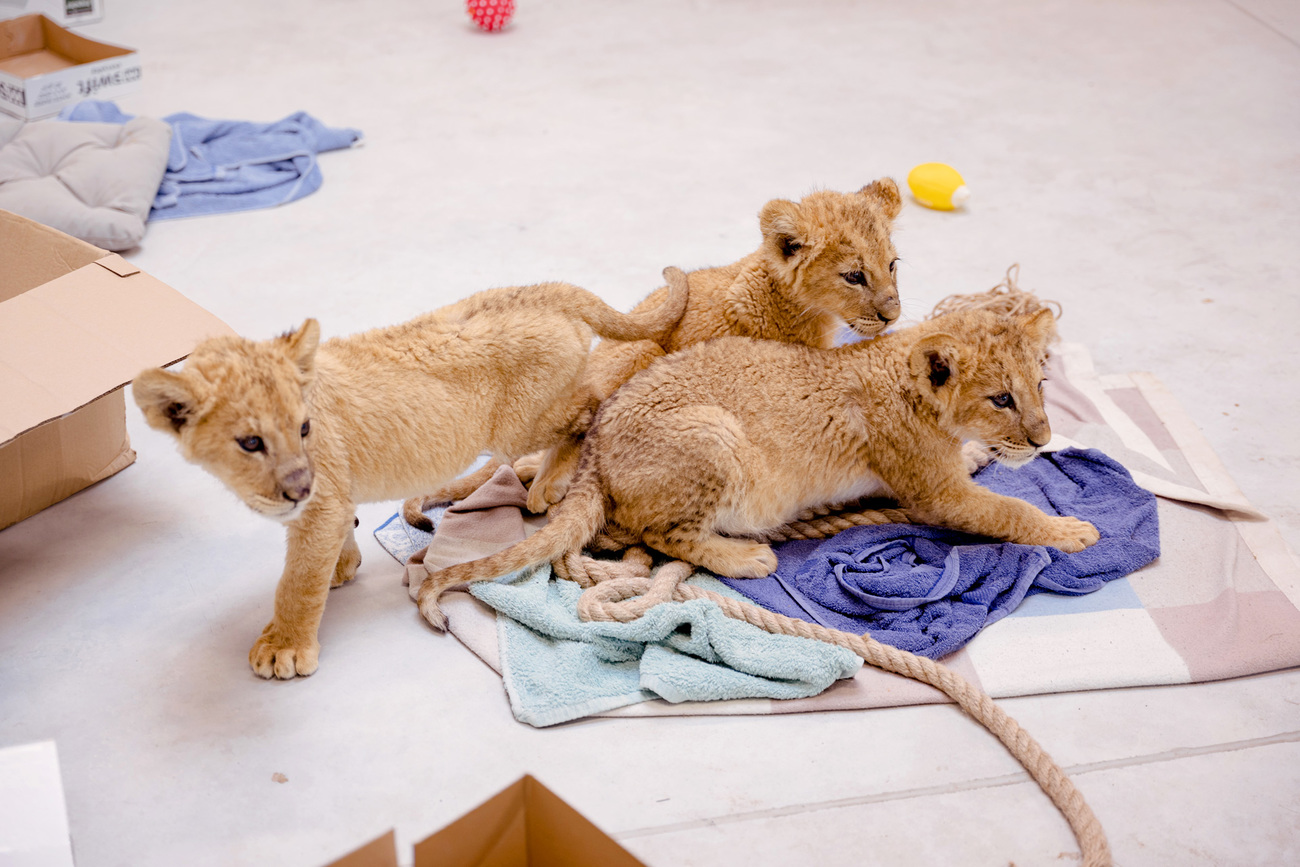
[322,777,645,867]
[413,775,645,867]
[0,209,105,303]
[0,249,232,444]
[324,830,400,867]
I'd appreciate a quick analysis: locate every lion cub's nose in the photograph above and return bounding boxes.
[877,294,901,322]
[281,467,313,502]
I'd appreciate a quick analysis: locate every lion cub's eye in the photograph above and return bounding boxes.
[238,436,264,453]
[301,420,311,438]
[989,393,1015,409]
[889,258,899,275]
[843,271,867,286]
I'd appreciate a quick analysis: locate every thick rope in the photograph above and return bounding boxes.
[558,550,1111,866]
[761,504,912,541]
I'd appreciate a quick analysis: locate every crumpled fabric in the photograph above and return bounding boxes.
[60,99,361,220]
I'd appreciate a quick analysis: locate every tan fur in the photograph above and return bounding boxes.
[132,278,688,679]
[415,307,1100,629]
[402,179,905,523]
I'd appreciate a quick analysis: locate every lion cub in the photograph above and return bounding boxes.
[133,277,687,679]
[414,307,1100,629]
[404,179,906,521]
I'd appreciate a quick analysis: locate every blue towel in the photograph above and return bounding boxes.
[59,100,361,220]
[718,448,1160,659]
[468,565,862,727]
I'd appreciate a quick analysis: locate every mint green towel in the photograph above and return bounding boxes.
[470,564,862,727]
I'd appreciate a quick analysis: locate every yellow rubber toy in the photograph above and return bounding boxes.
[907,163,970,211]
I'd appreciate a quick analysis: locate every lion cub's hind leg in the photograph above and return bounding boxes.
[527,339,670,514]
[332,524,362,588]
[642,527,778,579]
[607,402,777,577]
[525,434,582,514]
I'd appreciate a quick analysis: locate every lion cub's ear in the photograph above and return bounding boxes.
[909,332,962,412]
[1019,308,1057,349]
[134,368,203,436]
[759,198,810,260]
[859,178,902,220]
[279,319,321,379]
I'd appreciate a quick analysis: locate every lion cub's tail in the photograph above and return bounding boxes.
[568,265,689,347]
[416,460,607,630]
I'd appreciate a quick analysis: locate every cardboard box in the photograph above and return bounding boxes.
[0,209,233,531]
[0,14,138,119]
[325,776,647,867]
[0,0,104,28]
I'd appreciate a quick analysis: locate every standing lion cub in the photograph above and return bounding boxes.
[404,178,906,520]
[133,276,687,679]
[414,306,1101,629]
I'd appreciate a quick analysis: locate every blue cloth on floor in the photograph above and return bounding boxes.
[718,448,1160,659]
[468,565,862,727]
[59,100,361,220]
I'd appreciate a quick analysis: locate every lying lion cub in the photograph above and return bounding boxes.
[133,276,687,679]
[404,178,906,521]
[414,306,1100,629]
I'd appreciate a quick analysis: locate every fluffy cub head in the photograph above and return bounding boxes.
[908,308,1057,468]
[133,320,321,522]
[758,178,903,338]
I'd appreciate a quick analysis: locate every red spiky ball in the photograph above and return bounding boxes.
[467,0,514,32]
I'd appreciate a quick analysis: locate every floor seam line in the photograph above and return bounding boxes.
[615,729,1300,840]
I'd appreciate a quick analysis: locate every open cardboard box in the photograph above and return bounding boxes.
[326,776,646,867]
[0,13,138,118]
[0,209,233,530]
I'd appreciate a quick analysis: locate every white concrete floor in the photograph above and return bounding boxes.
[2,0,1299,864]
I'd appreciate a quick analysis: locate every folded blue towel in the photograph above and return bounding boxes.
[59,100,361,219]
[718,448,1160,659]
[468,565,862,727]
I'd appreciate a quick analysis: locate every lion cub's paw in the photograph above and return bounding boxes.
[332,546,362,588]
[704,541,779,579]
[1042,516,1101,553]
[249,624,321,679]
[525,476,567,515]
[961,440,995,475]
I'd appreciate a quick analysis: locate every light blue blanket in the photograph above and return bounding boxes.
[468,564,862,727]
[59,100,361,219]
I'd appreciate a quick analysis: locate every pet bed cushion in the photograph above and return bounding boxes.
[0,113,170,250]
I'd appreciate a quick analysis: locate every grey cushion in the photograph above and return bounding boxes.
[0,115,170,251]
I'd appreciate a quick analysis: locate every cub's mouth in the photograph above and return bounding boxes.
[246,490,314,522]
[847,313,896,338]
[991,442,1041,469]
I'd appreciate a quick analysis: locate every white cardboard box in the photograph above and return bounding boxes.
[0,0,104,27]
[0,13,138,119]
[0,741,75,867]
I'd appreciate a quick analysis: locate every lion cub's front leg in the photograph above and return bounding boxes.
[250,505,354,679]
[915,477,1100,554]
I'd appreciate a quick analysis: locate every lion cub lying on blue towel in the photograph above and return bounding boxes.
[414,296,1100,630]
[133,275,687,679]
